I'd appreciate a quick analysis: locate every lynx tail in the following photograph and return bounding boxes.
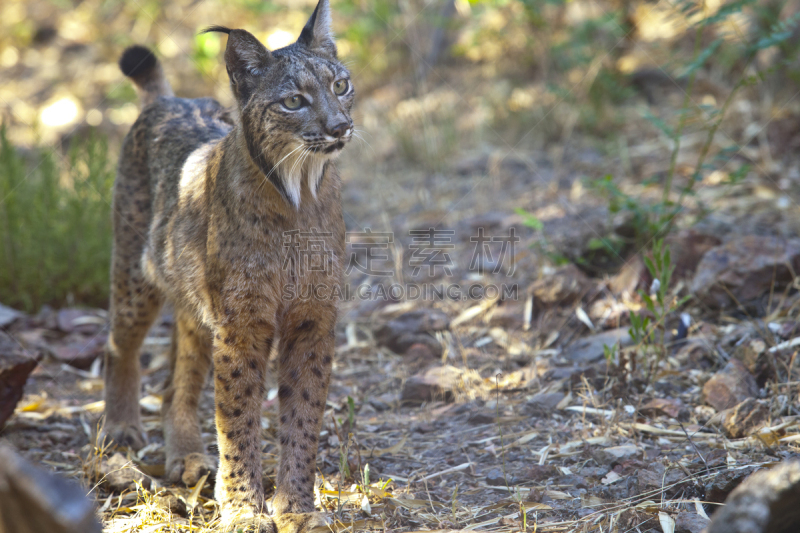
[119,45,174,106]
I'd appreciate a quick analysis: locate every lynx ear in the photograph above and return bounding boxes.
[202,26,271,104]
[297,0,336,57]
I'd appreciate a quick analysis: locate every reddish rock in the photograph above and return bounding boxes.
[50,334,105,370]
[520,464,559,483]
[666,229,722,280]
[400,365,479,404]
[374,308,448,354]
[404,342,438,362]
[702,359,759,411]
[640,398,685,419]
[691,236,800,308]
[0,332,39,428]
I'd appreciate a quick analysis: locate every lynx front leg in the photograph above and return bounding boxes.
[213,329,273,530]
[273,307,336,532]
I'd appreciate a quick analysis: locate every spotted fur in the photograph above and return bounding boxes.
[102,2,349,531]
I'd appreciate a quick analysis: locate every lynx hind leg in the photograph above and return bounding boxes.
[103,203,164,449]
[162,306,216,486]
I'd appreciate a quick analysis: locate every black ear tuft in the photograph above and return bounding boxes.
[297,0,336,56]
[200,25,232,35]
[119,45,157,78]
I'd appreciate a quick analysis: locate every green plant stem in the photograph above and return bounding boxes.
[663,25,704,206]
[679,59,753,208]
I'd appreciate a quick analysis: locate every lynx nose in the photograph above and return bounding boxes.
[328,122,349,139]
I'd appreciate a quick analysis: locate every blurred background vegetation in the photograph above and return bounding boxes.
[1,0,800,312]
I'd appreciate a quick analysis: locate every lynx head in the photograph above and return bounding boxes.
[203,0,354,207]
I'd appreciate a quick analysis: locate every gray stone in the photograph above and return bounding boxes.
[0,444,102,533]
[675,512,710,533]
[593,445,639,465]
[708,460,800,533]
[0,304,23,328]
[566,328,632,363]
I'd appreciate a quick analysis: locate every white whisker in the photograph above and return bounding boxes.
[351,131,375,156]
[265,144,305,180]
[289,147,309,177]
[254,143,305,196]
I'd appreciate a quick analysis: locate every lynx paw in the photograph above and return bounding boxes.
[224,515,276,533]
[100,422,147,450]
[274,512,327,533]
[166,452,217,486]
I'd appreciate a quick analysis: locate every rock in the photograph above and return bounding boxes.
[56,309,105,334]
[640,398,686,419]
[400,365,481,404]
[702,359,759,411]
[100,453,147,493]
[0,445,102,533]
[523,392,566,415]
[487,302,525,329]
[404,343,438,364]
[556,474,588,489]
[708,460,800,533]
[691,236,800,308]
[486,468,506,486]
[580,466,610,479]
[368,398,391,412]
[705,466,759,504]
[529,264,591,307]
[566,328,633,363]
[0,332,39,428]
[0,304,24,329]
[593,445,639,465]
[666,229,722,280]
[675,512,711,533]
[49,334,105,370]
[519,464,559,483]
[721,398,769,439]
[754,350,777,388]
[466,411,495,425]
[154,493,187,517]
[608,255,646,298]
[639,463,689,497]
[374,308,448,354]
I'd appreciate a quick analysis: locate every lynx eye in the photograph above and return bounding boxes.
[283,95,304,110]
[333,79,349,96]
